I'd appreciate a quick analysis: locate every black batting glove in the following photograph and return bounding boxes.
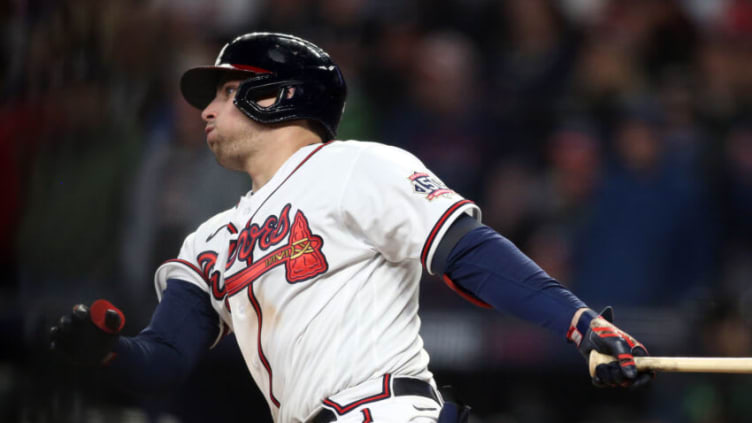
[567,306,653,388]
[49,299,125,366]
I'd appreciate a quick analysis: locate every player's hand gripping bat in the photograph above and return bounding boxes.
[49,299,125,365]
[589,350,752,375]
[568,306,654,388]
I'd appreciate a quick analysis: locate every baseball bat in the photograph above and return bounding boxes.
[589,350,752,376]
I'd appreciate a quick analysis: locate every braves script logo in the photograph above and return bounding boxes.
[197,204,328,301]
[409,171,455,200]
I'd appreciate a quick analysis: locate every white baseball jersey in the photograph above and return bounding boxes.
[154,140,480,422]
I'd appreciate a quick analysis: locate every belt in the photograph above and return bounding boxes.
[311,375,440,422]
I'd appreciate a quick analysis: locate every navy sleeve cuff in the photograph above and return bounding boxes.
[431,214,483,275]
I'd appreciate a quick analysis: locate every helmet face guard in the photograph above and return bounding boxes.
[234,74,304,120]
[180,32,347,140]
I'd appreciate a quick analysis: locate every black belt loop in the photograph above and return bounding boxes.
[311,377,439,422]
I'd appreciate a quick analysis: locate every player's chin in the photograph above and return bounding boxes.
[206,136,226,158]
[206,140,224,161]
[211,149,244,172]
[207,142,222,160]
[206,132,218,149]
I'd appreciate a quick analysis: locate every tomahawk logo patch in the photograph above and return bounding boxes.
[199,204,328,301]
[409,172,455,200]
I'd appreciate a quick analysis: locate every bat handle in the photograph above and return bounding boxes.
[588,350,619,377]
[589,351,752,374]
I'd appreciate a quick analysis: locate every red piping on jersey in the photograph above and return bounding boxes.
[420,199,474,270]
[361,409,373,423]
[170,143,331,295]
[165,143,331,410]
[248,287,281,407]
[291,142,330,172]
[231,64,272,73]
[222,142,331,409]
[245,142,331,225]
[323,374,392,415]
[442,275,492,309]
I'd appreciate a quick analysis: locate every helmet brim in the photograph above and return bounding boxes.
[180,66,256,109]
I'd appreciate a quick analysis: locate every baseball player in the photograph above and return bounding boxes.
[49,33,652,422]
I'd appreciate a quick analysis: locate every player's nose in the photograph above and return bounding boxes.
[201,100,218,122]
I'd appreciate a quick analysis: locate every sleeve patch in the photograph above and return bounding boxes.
[408,172,455,201]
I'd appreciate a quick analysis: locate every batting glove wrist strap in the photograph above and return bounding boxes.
[566,308,599,346]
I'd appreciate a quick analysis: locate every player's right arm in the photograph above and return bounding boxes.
[432,215,653,388]
[50,278,219,395]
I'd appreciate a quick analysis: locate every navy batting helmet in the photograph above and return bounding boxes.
[180,32,347,141]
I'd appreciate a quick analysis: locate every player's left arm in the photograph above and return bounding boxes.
[432,215,653,388]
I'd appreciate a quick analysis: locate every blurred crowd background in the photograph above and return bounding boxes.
[2,0,752,422]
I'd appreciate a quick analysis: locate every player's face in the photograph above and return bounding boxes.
[201,79,275,171]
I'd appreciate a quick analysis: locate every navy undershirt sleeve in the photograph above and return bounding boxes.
[105,279,219,395]
[438,220,587,337]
